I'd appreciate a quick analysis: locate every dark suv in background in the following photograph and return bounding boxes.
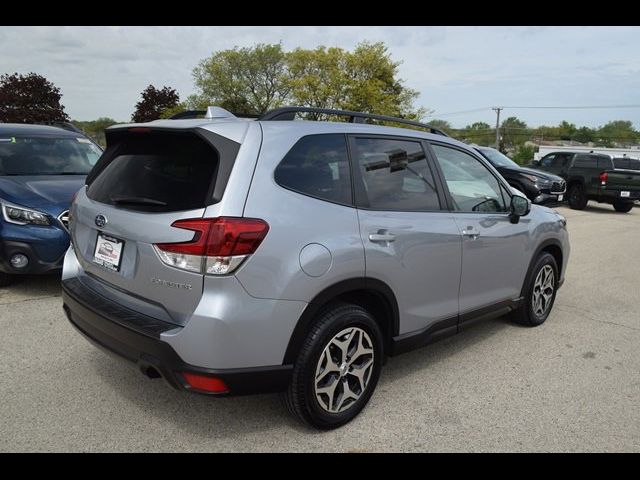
[532,151,640,212]
[473,146,565,205]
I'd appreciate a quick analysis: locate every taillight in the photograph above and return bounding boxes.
[153,217,269,275]
[600,172,608,185]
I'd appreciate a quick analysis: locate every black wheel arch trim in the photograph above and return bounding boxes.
[282,277,399,364]
[521,239,564,297]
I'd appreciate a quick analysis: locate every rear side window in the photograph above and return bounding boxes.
[274,134,352,205]
[87,133,219,212]
[613,158,640,170]
[573,154,596,168]
[597,157,613,170]
[351,137,440,211]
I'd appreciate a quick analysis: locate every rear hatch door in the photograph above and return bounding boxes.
[70,127,242,325]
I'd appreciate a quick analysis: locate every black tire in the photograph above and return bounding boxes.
[613,201,634,213]
[511,252,559,327]
[567,183,588,210]
[0,272,14,288]
[282,302,383,430]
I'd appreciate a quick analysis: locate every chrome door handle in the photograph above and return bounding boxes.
[462,229,480,240]
[369,231,396,243]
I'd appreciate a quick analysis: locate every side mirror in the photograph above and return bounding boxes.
[509,194,530,224]
[532,159,541,166]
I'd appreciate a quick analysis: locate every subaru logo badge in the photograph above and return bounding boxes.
[95,214,107,228]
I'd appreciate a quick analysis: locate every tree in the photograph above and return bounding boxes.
[557,120,576,141]
[573,126,595,144]
[190,42,427,119]
[132,85,180,123]
[500,116,529,148]
[191,43,290,115]
[512,144,536,165]
[288,42,425,120]
[597,120,637,147]
[71,117,118,147]
[459,121,493,145]
[426,119,452,132]
[0,72,69,123]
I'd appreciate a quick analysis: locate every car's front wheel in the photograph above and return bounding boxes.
[283,303,383,429]
[511,252,559,327]
[613,201,634,213]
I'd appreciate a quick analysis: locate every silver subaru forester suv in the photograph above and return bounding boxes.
[62,106,570,429]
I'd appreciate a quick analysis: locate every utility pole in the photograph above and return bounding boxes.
[492,107,503,149]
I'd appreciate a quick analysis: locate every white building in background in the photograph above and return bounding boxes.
[534,144,640,161]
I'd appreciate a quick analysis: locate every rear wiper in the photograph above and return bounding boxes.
[110,195,168,207]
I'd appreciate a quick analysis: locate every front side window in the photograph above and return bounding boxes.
[431,144,508,213]
[351,137,440,211]
[541,154,556,167]
[0,136,101,175]
[274,134,351,205]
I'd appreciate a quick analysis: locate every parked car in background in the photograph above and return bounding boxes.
[473,146,566,205]
[62,106,569,429]
[531,151,640,212]
[0,124,102,286]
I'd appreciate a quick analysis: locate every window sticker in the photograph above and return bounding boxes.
[77,137,92,144]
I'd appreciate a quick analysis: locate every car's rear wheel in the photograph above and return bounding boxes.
[613,201,634,213]
[511,252,558,327]
[568,183,588,210]
[282,303,383,429]
[0,272,14,287]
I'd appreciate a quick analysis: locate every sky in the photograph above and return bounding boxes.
[1,26,639,128]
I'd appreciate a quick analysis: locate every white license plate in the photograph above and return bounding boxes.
[621,191,630,197]
[557,194,564,201]
[93,233,124,271]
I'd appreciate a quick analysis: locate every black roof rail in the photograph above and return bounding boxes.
[258,107,449,137]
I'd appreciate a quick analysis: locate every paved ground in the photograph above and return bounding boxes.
[1,203,638,452]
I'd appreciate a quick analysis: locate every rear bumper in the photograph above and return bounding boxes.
[593,189,640,203]
[62,278,292,396]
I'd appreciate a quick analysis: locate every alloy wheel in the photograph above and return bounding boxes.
[532,265,554,317]
[314,327,374,413]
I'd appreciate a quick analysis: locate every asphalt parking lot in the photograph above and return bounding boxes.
[1,203,638,452]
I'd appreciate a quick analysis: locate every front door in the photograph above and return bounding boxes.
[429,143,531,315]
[350,136,462,335]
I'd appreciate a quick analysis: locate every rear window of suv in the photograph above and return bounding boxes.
[86,132,219,212]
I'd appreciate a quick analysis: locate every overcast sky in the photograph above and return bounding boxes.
[1,26,639,128]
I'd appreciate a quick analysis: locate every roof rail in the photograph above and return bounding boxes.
[258,107,449,137]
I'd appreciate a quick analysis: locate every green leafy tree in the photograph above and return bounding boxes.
[426,119,452,132]
[191,43,290,115]
[71,117,118,147]
[0,72,69,123]
[132,85,180,123]
[288,42,425,120]
[597,120,637,147]
[500,116,529,148]
[459,121,493,145]
[512,144,536,165]
[190,42,427,120]
[557,121,577,141]
[573,126,595,144]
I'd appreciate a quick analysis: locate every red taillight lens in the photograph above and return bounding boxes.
[182,372,229,394]
[600,172,608,184]
[156,217,269,256]
[153,217,269,275]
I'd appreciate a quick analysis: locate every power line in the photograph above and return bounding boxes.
[425,107,491,118]
[502,105,640,110]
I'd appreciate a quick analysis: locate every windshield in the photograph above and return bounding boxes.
[0,136,102,175]
[478,148,519,168]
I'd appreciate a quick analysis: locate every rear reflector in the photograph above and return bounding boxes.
[182,372,229,393]
[153,217,269,275]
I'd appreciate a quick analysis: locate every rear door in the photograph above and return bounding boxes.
[70,127,244,325]
[350,135,462,335]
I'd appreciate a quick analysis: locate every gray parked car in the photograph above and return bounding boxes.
[62,106,570,429]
